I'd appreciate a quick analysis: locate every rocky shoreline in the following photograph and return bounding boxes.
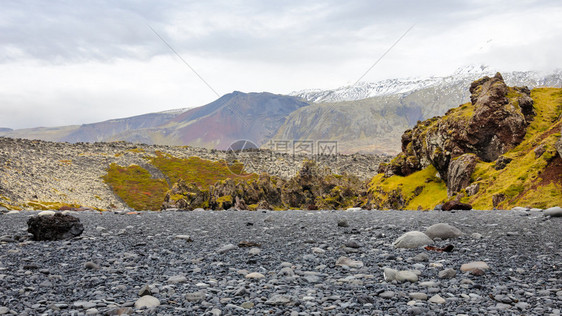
[0,209,560,315]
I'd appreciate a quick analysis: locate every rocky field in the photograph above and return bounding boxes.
[0,209,560,315]
[0,137,387,211]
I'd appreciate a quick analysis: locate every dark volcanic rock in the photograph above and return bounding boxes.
[442,200,472,211]
[494,156,513,170]
[27,213,84,241]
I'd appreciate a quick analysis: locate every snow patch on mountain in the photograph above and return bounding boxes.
[291,65,562,103]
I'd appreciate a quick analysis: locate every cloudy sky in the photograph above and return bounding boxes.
[1,0,561,129]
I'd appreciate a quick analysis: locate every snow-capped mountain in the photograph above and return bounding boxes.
[291,65,562,103]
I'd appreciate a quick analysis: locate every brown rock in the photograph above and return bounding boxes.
[492,193,506,208]
[380,73,534,182]
[494,156,513,170]
[442,200,472,211]
[162,180,210,210]
[447,153,478,196]
[534,144,547,158]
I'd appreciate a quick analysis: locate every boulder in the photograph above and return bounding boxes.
[425,223,463,240]
[447,154,478,196]
[234,196,247,211]
[27,213,84,241]
[442,200,472,211]
[544,206,562,217]
[492,193,507,208]
[378,73,534,179]
[393,231,433,248]
[37,210,56,216]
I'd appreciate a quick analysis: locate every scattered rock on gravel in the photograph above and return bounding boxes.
[27,213,84,241]
[438,268,457,279]
[335,256,364,268]
[428,294,446,304]
[0,209,560,315]
[424,223,463,240]
[134,295,160,309]
[544,206,562,217]
[460,261,490,273]
[393,231,433,248]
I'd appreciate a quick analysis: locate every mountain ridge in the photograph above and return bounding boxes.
[2,66,561,155]
[290,66,562,103]
[0,91,308,149]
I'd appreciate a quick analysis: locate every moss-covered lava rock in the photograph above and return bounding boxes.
[371,75,562,210]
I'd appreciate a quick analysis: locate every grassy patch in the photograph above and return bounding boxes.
[23,201,81,211]
[102,163,169,211]
[151,152,256,187]
[369,165,447,210]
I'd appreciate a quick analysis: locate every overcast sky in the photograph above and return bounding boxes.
[1,0,561,129]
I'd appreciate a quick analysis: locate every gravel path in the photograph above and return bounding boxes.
[0,209,561,315]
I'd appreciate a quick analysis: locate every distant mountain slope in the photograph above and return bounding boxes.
[62,112,180,143]
[0,92,308,149]
[279,67,562,154]
[166,91,309,149]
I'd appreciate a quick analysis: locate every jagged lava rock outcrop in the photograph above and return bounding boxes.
[380,73,534,192]
[370,74,561,210]
[163,161,367,211]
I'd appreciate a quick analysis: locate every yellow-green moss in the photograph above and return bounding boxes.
[447,102,474,122]
[369,165,447,210]
[216,195,232,203]
[24,201,81,211]
[151,152,256,187]
[102,163,168,211]
[0,196,19,210]
[468,88,562,209]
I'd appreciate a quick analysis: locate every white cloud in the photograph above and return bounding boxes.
[0,0,561,128]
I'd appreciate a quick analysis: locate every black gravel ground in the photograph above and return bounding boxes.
[0,209,561,315]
